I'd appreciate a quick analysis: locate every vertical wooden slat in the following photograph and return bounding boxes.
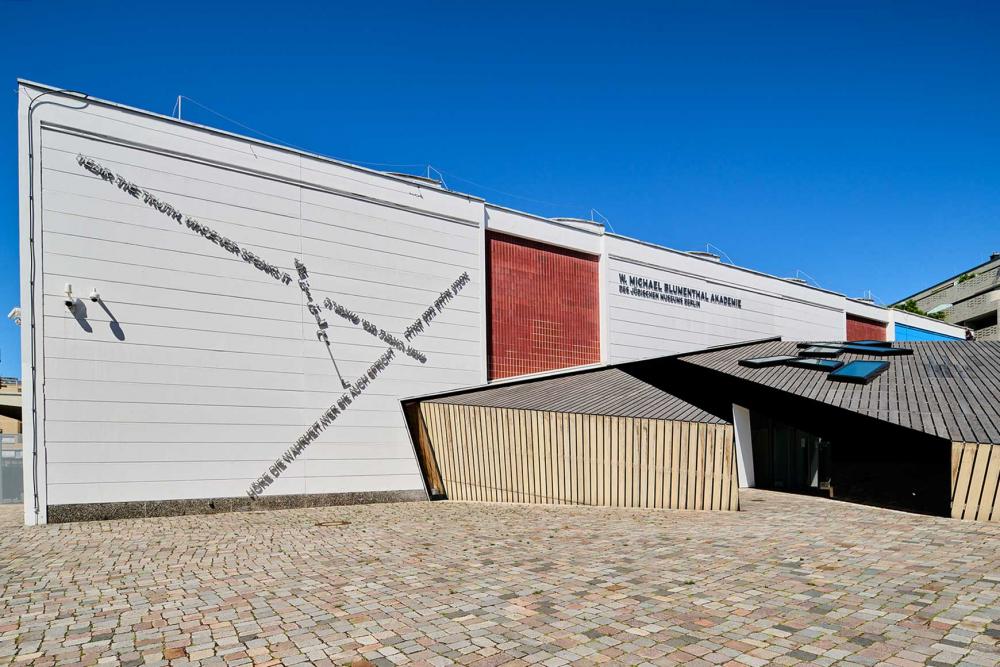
[504,409,517,503]
[458,404,476,502]
[549,412,561,504]
[952,442,976,519]
[434,404,462,500]
[701,424,713,510]
[645,419,655,508]
[684,424,699,510]
[522,410,533,503]
[543,411,554,504]
[950,441,963,500]
[538,410,548,504]
[629,417,639,507]
[426,405,448,498]
[566,412,576,504]
[720,425,734,511]
[991,450,1000,522]
[516,409,528,504]
[555,411,566,504]
[704,425,715,510]
[582,414,592,506]
[495,408,509,502]
[500,408,514,503]
[631,419,642,508]
[441,405,458,500]
[726,426,740,512]
[574,413,584,505]
[579,413,589,505]
[596,415,606,506]
[695,423,707,510]
[589,414,598,506]
[617,416,626,506]
[490,408,510,502]
[660,419,672,508]
[479,407,493,502]
[439,404,461,500]
[608,417,618,507]
[670,421,681,509]
[641,419,652,508]
[577,413,586,504]
[699,422,709,510]
[978,445,1000,522]
[619,417,628,506]
[676,421,688,509]
[601,417,617,506]
[449,405,466,501]
[652,420,663,509]
[471,405,489,502]
[712,426,725,511]
[965,443,992,521]
[528,409,540,504]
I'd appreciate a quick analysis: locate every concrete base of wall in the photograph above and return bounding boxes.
[46,489,429,524]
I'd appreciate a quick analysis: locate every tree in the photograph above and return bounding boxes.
[893,299,947,320]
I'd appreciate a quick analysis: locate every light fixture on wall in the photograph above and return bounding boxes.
[63,283,76,310]
[89,287,101,303]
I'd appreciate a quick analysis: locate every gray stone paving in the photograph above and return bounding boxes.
[0,490,997,666]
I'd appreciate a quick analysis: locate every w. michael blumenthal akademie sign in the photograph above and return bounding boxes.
[619,272,742,310]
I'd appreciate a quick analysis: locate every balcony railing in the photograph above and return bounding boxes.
[974,323,999,341]
[914,267,1000,312]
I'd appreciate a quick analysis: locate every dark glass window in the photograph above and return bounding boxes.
[738,355,799,368]
[787,357,843,371]
[839,344,913,356]
[799,345,845,358]
[829,360,889,384]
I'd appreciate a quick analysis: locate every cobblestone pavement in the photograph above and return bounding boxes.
[0,491,998,667]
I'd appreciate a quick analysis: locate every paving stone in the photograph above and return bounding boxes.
[0,491,997,666]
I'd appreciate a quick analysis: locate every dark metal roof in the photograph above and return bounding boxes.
[677,340,1000,445]
[426,367,725,424]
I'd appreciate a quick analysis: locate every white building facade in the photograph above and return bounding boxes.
[17,81,965,524]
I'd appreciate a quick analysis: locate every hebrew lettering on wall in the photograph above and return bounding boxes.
[76,155,472,499]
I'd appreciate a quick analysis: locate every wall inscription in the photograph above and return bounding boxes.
[76,154,472,500]
[618,272,742,310]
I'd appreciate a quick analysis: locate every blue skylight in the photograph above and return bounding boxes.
[829,360,890,384]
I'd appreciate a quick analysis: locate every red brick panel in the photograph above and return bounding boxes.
[846,314,887,342]
[487,232,601,380]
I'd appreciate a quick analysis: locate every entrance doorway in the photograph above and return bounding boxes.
[750,414,831,495]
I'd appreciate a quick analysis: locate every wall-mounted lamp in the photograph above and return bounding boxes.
[64,283,76,310]
[7,308,20,327]
[89,287,101,303]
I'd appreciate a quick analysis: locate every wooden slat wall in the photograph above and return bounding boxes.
[951,442,1000,522]
[417,403,739,511]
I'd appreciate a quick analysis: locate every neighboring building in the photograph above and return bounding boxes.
[0,377,21,436]
[0,377,22,504]
[17,81,966,524]
[895,253,1000,341]
[405,339,1000,523]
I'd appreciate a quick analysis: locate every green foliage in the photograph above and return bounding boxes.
[958,272,976,284]
[893,299,947,320]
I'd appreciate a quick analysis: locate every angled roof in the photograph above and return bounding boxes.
[424,367,725,424]
[676,340,1000,445]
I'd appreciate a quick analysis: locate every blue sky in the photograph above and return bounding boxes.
[1,1,998,377]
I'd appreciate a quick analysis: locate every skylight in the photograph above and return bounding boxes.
[787,358,844,371]
[738,355,799,368]
[829,360,890,384]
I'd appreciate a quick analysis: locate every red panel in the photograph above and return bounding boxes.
[487,232,601,380]
[846,314,887,342]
